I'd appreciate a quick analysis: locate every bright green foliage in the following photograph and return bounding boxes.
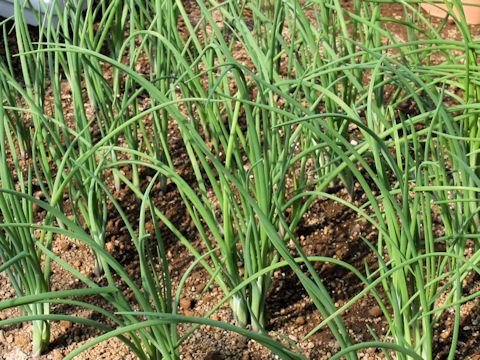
[0,1,480,359]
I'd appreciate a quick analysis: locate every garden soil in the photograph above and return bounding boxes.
[1,1,480,359]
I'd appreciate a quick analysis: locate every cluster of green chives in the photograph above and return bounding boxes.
[0,1,479,359]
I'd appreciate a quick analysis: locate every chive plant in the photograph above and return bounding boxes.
[0,172,179,359]
[293,35,480,358]
[147,1,315,331]
[43,33,358,355]
[0,168,309,359]
[0,151,180,359]
[0,88,51,358]
[281,0,366,193]
[0,7,64,356]
[3,0,480,359]
[444,0,480,232]
[423,105,480,360]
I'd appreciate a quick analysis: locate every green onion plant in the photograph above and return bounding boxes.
[0,87,51,358]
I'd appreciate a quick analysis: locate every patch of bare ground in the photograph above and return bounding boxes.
[2,1,480,360]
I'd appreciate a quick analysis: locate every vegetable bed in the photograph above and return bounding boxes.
[1,1,480,359]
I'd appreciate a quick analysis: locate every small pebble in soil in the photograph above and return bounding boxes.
[57,241,71,252]
[295,316,306,325]
[14,334,29,347]
[72,259,82,267]
[180,298,193,311]
[440,330,450,340]
[368,306,382,317]
[60,320,73,332]
[105,242,115,252]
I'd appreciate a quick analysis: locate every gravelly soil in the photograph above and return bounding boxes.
[1,1,480,360]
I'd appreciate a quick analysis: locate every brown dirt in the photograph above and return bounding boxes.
[2,2,480,360]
